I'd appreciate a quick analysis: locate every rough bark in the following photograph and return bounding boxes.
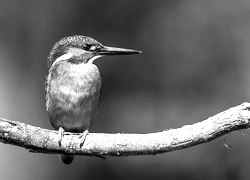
[0,102,249,157]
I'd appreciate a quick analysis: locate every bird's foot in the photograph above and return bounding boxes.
[79,130,89,148]
[58,127,65,147]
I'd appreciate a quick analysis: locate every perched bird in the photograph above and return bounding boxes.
[46,35,141,164]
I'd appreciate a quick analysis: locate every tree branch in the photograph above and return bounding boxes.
[0,102,250,157]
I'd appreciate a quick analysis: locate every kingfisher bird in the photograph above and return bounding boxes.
[46,35,141,164]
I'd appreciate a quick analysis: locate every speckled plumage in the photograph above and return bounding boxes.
[47,35,102,68]
[46,35,103,165]
[46,61,101,132]
[45,35,141,164]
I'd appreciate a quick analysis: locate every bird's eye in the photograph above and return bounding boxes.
[82,44,90,51]
[83,44,102,52]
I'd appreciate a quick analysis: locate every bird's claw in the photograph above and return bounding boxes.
[79,130,89,148]
[58,127,65,147]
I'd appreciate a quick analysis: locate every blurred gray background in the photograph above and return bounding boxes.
[0,0,250,179]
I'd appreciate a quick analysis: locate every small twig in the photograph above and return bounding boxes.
[0,102,250,157]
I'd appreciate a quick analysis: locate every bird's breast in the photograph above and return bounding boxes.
[46,62,101,132]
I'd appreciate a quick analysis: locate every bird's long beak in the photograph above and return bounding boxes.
[98,46,142,56]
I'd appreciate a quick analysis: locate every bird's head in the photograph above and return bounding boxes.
[47,35,141,68]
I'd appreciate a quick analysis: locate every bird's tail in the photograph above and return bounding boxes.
[60,154,74,165]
